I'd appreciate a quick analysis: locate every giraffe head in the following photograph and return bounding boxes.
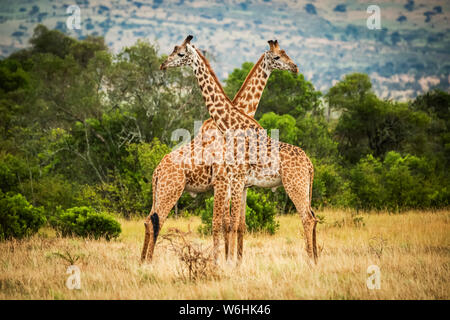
[264,40,298,74]
[160,35,198,70]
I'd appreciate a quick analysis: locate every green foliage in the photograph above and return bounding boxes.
[0,191,46,240]
[350,152,448,211]
[245,189,280,234]
[29,25,76,59]
[0,152,31,193]
[198,189,279,235]
[50,206,121,240]
[259,112,299,145]
[197,196,214,235]
[312,161,351,208]
[349,154,385,210]
[74,138,170,218]
[327,73,430,163]
[296,114,339,162]
[0,58,30,94]
[23,175,80,213]
[411,89,450,166]
[0,24,448,219]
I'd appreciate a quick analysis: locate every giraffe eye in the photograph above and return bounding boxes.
[178,53,185,57]
[274,56,280,60]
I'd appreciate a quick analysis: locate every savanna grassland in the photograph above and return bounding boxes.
[1,209,448,300]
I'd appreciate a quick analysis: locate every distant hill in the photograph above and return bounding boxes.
[0,0,449,100]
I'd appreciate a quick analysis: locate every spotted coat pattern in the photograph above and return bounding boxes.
[141,38,318,263]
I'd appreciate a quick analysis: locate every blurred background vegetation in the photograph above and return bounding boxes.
[0,25,448,238]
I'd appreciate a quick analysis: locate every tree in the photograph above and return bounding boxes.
[411,89,450,166]
[327,73,430,163]
[29,24,75,59]
[105,40,207,145]
[259,112,299,145]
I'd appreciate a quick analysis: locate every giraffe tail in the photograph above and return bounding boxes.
[150,167,160,242]
[150,213,159,242]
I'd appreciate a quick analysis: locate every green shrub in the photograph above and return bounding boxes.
[198,189,279,235]
[20,175,80,213]
[197,196,214,235]
[350,151,446,211]
[312,161,352,208]
[0,191,46,240]
[349,154,385,210]
[0,152,33,193]
[76,139,170,218]
[51,206,121,240]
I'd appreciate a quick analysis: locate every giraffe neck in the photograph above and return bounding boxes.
[192,47,259,132]
[231,53,271,118]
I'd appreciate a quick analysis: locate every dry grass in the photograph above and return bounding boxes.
[0,209,448,299]
[161,227,219,282]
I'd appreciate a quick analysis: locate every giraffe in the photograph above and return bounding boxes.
[143,37,317,260]
[140,38,298,262]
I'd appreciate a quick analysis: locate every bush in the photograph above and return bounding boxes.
[350,152,446,211]
[312,161,352,208]
[20,174,80,213]
[0,191,46,240]
[349,154,385,210]
[198,189,279,235]
[0,152,33,193]
[197,197,214,235]
[245,189,279,234]
[77,139,171,218]
[51,206,121,240]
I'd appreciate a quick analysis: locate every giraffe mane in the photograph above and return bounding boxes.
[193,46,263,129]
[231,54,265,104]
[194,47,232,104]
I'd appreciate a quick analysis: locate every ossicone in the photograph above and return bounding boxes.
[183,35,194,45]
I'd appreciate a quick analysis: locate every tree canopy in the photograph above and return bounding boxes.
[0,25,448,220]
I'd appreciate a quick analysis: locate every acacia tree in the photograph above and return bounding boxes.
[327,73,430,163]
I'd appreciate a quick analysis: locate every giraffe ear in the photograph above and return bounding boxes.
[183,35,194,45]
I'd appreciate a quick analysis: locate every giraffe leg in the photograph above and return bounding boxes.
[142,211,163,262]
[229,178,245,260]
[237,187,247,262]
[212,179,230,261]
[311,209,318,261]
[282,170,317,263]
[141,167,185,263]
[222,190,231,261]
